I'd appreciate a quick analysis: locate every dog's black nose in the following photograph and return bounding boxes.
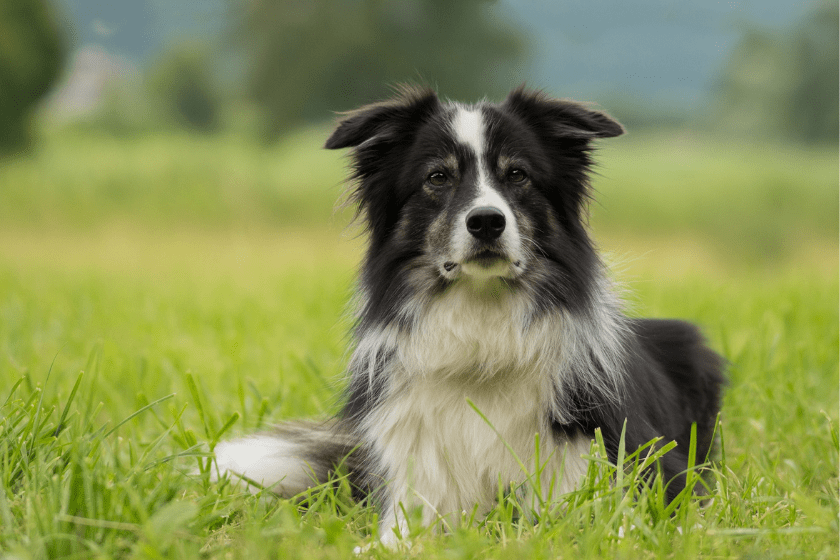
[466,206,506,240]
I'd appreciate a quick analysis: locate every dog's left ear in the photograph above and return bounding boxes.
[504,86,624,140]
[325,86,441,150]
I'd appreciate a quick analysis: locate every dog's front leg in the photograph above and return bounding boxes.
[370,478,446,550]
[377,502,411,549]
[351,488,413,552]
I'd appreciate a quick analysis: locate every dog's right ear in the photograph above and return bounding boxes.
[325,86,440,150]
[504,86,625,140]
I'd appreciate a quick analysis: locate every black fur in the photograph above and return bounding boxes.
[556,319,725,500]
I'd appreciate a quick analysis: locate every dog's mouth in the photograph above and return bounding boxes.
[441,250,523,279]
[467,250,506,267]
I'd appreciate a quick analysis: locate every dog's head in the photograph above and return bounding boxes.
[326,86,623,319]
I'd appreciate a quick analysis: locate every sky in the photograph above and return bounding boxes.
[52,0,817,110]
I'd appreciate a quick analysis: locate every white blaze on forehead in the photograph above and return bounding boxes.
[452,107,486,159]
[451,106,499,204]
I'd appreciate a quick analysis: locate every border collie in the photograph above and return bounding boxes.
[214,86,725,546]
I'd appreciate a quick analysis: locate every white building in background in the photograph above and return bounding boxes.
[43,45,139,122]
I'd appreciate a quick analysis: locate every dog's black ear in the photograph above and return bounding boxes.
[325,86,441,150]
[504,86,624,139]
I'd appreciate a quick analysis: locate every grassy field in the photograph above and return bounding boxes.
[0,129,837,558]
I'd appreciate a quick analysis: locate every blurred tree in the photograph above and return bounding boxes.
[147,44,220,132]
[235,0,525,141]
[785,3,839,142]
[0,0,66,154]
[714,1,838,144]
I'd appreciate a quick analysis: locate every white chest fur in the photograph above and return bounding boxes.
[358,281,590,525]
[394,279,564,379]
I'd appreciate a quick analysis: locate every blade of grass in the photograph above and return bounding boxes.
[102,394,175,440]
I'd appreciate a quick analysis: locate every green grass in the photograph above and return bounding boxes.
[0,130,837,558]
[0,229,836,559]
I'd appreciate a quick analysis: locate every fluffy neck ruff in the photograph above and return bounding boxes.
[348,268,629,424]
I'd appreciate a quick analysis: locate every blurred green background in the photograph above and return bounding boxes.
[0,0,835,247]
[1,0,837,396]
[0,0,836,373]
[0,0,836,261]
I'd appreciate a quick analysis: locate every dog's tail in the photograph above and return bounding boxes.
[212,419,361,497]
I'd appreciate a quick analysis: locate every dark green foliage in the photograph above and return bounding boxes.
[0,0,66,154]
[236,0,525,141]
[784,3,839,143]
[147,44,221,132]
[714,1,839,144]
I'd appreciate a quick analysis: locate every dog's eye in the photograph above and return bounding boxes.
[507,169,527,183]
[427,171,448,186]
